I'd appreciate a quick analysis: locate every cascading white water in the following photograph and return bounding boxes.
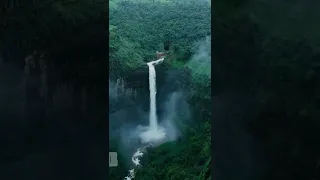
[147,58,164,130]
[124,148,144,180]
[139,57,166,144]
[124,57,166,180]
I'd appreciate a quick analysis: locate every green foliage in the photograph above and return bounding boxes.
[109,0,210,76]
[135,121,211,180]
[109,34,145,77]
[168,59,186,69]
[109,0,211,179]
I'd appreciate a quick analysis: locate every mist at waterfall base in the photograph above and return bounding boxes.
[109,85,188,145]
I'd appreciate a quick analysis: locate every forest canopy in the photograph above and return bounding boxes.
[109,0,211,180]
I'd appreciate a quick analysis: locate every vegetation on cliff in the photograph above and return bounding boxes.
[109,0,211,180]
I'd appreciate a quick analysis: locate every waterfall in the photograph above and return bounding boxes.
[139,57,166,144]
[147,57,164,130]
[124,57,166,180]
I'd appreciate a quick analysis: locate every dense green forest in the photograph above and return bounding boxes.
[109,0,211,77]
[110,0,320,179]
[109,0,211,180]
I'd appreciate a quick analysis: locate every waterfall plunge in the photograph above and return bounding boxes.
[148,58,165,130]
[147,61,158,130]
[139,57,166,144]
[124,57,167,180]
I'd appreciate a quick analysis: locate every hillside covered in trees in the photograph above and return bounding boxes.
[109,0,211,180]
